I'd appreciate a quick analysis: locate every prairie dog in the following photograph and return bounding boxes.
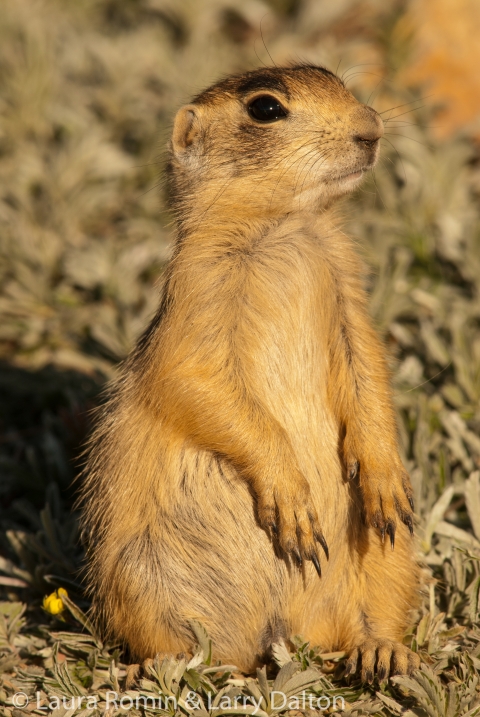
[81,65,420,681]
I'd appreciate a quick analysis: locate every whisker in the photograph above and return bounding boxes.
[260,14,276,67]
[384,121,420,127]
[267,139,324,209]
[370,168,389,214]
[381,137,407,184]
[295,145,337,202]
[340,62,384,83]
[384,106,427,122]
[384,133,431,148]
[343,71,384,87]
[367,76,387,107]
[385,122,440,131]
[253,38,269,69]
[138,179,166,198]
[379,153,397,171]
[295,147,330,200]
[403,362,452,393]
[379,96,432,116]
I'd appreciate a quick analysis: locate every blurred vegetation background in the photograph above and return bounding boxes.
[1,0,480,714]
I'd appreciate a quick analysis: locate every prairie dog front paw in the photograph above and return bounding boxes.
[256,471,329,576]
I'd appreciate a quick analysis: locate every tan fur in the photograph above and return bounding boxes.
[80,66,420,679]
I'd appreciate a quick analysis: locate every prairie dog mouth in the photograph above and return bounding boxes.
[343,170,364,181]
[335,168,367,183]
[296,166,370,199]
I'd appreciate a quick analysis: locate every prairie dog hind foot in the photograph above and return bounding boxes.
[344,640,420,683]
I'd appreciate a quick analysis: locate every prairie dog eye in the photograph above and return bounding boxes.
[247,95,288,122]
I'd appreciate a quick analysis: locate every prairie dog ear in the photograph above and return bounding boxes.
[171,105,202,154]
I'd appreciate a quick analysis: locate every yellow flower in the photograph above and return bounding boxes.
[42,587,68,615]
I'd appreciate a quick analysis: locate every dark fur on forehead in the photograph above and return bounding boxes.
[192,64,343,105]
[236,72,290,99]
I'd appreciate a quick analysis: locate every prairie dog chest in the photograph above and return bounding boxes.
[233,222,336,446]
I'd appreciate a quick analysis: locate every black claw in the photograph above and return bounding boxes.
[404,514,414,536]
[270,522,278,537]
[377,666,387,682]
[311,551,322,578]
[348,461,359,480]
[365,669,374,684]
[292,547,303,567]
[386,522,396,550]
[315,532,329,560]
[344,662,354,677]
[408,495,415,512]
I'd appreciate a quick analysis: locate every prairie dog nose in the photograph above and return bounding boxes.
[354,135,379,150]
[351,104,384,145]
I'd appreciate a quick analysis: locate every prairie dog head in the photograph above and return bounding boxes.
[167,65,383,222]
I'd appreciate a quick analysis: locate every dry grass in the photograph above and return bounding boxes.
[0,0,479,714]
